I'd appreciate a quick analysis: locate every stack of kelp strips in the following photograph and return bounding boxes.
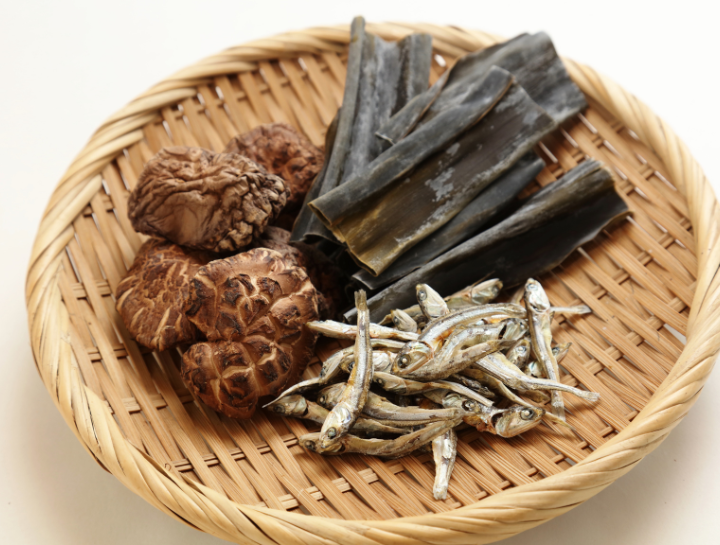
[292,17,630,321]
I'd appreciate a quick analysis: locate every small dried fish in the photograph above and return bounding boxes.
[266,395,408,436]
[372,371,493,406]
[432,429,458,500]
[393,304,526,373]
[307,320,418,342]
[390,309,419,333]
[506,338,531,369]
[525,279,564,419]
[473,352,599,403]
[318,291,373,448]
[417,284,449,320]
[376,279,503,325]
[300,418,462,458]
[527,343,571,378]
[449,374,499,402]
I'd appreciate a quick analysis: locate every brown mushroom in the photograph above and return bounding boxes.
[254,226,346,319]
[224,123,323,230]
[115,238,212,351]
[127,146,289,252]
[181,248,320,418]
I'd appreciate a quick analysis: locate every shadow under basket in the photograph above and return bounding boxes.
[26,22,720,545]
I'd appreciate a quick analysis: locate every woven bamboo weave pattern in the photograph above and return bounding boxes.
[26,22,720,545]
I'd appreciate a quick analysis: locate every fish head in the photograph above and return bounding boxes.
[393,341,433,375]
[391,309,418,333]
[524,278,551,313]
[492,406,544,437]
[265,394,307,417]
[372,351,394,373]
[507,338,531,367]
[501,318,528,342]
[552,342,572,362]
[316,383,345,409]
[319,405,353,448]
[470,279,503,304]
[300,432,343,455]
[416,284,448,318]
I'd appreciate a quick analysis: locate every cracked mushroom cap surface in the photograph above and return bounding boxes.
[224,123,323,230]
[127,146,289,253]
[115,238,212,351]
[254,226,346,319]
[181,248,321,418]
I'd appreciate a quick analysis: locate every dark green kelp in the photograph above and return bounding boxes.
[329,80,556,274]
[291,17,433,242]
[346,161,630,322]
[352,153,545,290]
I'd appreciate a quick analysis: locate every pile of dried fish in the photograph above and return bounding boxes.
[265,278,600,500]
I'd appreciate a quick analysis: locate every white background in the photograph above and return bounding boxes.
[1,1,719,543]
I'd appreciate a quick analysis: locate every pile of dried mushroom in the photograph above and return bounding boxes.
[117,123,343,418]
[114,15,632,498]
[266,279,600,500]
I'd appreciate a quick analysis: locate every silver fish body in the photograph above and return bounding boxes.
[319,291,374,448]
[416,284,450,320]
[394,303,526,372]
[432,429,458,500]
[390,309,419,333]
[307,320,418,342]
[300,418,462,459]
[372,371,493,406]
[525,278,565,420]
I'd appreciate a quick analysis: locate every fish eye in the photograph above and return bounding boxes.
[393,316,400,325]
[374,378,384,386]
[399,355,409,367]
[326,428,337,439]
[318,395,326,404]
[462,400,477,411]
[304,441,315,451]
[527,283,537,291]
[272,405,285,414]
[418,290,427,301]
[517,346,527,354]
[520,408,535,420]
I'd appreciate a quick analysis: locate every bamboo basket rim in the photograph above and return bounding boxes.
[25,21,720,544]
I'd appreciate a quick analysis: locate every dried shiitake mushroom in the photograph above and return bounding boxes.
[115,238,212,351]
[127,146,289,252]
[255,226,346,319]
[181,248,320,418]
[224,123,323,230]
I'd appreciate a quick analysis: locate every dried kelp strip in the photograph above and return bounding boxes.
[376,32,586,151]
[291,17,432,242]
[334,82,556,275]
[351,160,630,321]
[291,113,339,240]
[375,70,449,147]
[426,32,586,127]
[353,153,545,290]
[309,66,515,235]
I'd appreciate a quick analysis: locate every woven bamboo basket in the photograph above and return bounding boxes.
[26,22,720,544]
